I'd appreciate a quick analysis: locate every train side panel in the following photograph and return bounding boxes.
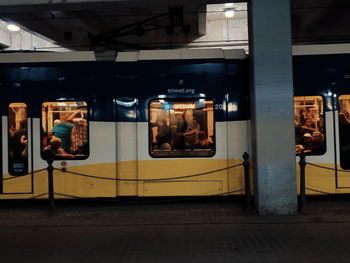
[294,53,350,194]
[0,57,249,199]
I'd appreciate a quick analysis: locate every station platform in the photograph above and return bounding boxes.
[1,196,350,262]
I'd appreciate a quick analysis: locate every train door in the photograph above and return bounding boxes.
[115,97,138,196]
[336,91,350,188]
[137,98,230,197]
[39,100,114,198]
[2,102,33,194]
[294,95,335,193]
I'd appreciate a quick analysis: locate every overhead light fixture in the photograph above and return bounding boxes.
[225,10,235,18]
[7,24,20,32]
[224,3,235,18]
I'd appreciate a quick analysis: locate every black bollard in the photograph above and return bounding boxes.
[47,158,55,216]
[242,152,251,212]
[298,150,306,213]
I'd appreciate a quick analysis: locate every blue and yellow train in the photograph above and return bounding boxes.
[1,44,350,199]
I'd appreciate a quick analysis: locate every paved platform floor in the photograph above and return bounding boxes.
[1,196,350,262]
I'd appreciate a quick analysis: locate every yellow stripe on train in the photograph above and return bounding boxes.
[1,159,245,199]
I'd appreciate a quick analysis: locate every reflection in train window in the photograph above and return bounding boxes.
[8,103,28,176]
[338,95,350,169]
[149,99,215,157]
[41,101,89,160]
[294,96,326,156]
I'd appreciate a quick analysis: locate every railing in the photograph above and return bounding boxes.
[2,152,252,216]
[4,152,343,216]
[297,151,343,213]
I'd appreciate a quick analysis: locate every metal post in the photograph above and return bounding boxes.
[47,159,55,216]
[298,150,306,213]
[243,152,251,212]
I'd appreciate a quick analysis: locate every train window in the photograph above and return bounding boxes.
[294,96,326,156]
[41,101,89,160]
[8,103,28,176]
[338,95,350,169]
[149,99,215,158]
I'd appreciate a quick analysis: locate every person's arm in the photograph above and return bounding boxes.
[301,125,317,133]
[150,122,159,128]
[57,148,75,159]
[20,135,27,144]
[58,152,75,159]
[67,110,82,122]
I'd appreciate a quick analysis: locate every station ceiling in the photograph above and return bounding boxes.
[0,0,349,51]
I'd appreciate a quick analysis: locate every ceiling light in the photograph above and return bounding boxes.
[7,24,20,32]
[225,10,235,18]
[225,3,234,7]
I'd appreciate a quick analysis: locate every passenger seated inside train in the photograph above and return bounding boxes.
[8,102,29,175]
[9,119,28,163]
[308,131,325,154]
[301,118,317,134]
[173,133,191,150]
[149,99,215,157]
[294,96,326,155]
[151,118,171,143]
[42,136,75,160]
[41,101,89,160]
[50,110,88,155]
[297,131,325,155]
[154,134,172,150]
[194,131,214,150]
[51,113,74,153]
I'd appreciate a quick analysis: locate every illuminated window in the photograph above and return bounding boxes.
[294,96,326,156]
[8,103,28,176]
[41,101,89,160]
[338,95,350,169]
[149,99,215,157]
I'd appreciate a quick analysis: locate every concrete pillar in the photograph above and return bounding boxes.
[248,0,297,215]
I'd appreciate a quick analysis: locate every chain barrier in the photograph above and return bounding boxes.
[298,153,342,212]
[2,164,243,182]
[1,152,251,213]
[305,187,333,195]
[22,192,48,200]
[54,163,243,182]
[3,168,47,181]
[303,161,344,196]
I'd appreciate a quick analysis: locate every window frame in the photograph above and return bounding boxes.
[8,102,29,176]
[40,100,90,161]
[148,98,216,158]
[337,94,350,169]
[294,95,327,156]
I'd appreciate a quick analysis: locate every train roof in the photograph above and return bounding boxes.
[292,44,350,56]
[0,44,349,64]
[115,48,247,62]
[0,51,96,63]
[0,48,246,64]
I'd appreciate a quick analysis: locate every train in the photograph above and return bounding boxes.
[293,44,350,194]
[0,44,349,199]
